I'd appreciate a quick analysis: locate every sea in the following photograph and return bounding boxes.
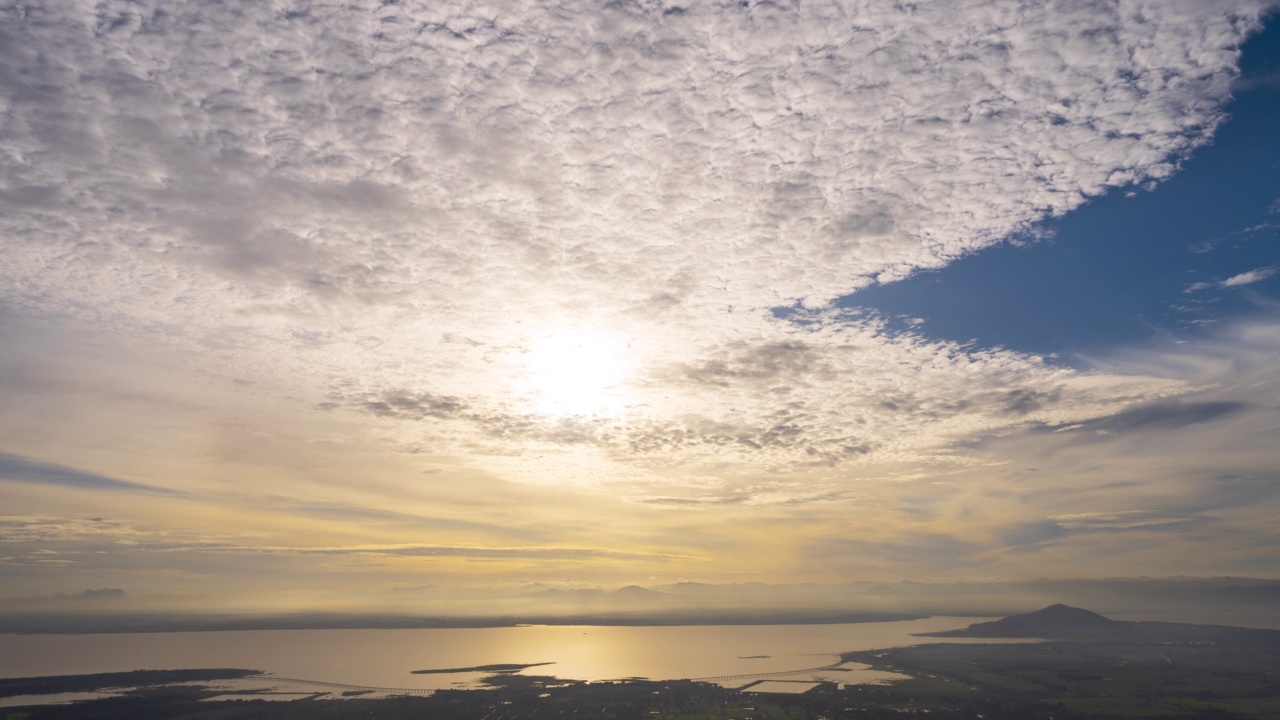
[0,616,1016,692]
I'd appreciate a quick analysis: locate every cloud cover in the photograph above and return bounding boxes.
[4,0,1263,313]
[5,0,1261,461]
[1,0,1278,599]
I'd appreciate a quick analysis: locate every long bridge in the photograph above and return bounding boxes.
[257,675,434,696]
[688,659,848,683]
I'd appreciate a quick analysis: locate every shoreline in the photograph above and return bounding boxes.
[0,611,928,635]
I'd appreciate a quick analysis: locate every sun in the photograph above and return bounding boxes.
[523,330,633,418]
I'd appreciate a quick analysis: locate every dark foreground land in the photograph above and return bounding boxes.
[844,640,1280,719]
[6,651,1279,720]
[840,605,1280,719]
[4,606,1280,720]
[0,670,258,699]
[0,674,1077,720]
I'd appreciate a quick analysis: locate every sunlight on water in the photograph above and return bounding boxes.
[0,617,1013,691]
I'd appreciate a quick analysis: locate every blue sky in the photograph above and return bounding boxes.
[846,17,1280,359]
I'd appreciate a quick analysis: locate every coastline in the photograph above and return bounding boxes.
[0,611,927,635]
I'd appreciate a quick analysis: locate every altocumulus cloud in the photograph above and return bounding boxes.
[0,2,1274,489]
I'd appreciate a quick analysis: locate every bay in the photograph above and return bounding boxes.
[0,616,1009,691]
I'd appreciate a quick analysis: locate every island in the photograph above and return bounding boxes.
[412,662,555,674]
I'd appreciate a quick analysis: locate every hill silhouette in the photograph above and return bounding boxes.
[954,603,1116,637]
[612,585,667,599]
[920,604,1280,647]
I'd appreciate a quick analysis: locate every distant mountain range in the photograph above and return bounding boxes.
[7,571,1280,622]
[0,587,127,612]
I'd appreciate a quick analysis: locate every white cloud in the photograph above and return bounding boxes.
[1186,265,1278,292]
[1222,266,1279,287]
[0,516,141,543]
[2,0,1268,476]
[4,0,1265,318]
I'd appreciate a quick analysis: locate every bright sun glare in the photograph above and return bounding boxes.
[524,331,633,418]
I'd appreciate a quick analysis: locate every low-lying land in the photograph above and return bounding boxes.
[0,670,258,699]
[412,662,556,674]
[839,605,1280,719]
[0,673,1069,720]
[844,640,1280,718]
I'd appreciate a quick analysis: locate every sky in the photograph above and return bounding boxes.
[1,0,1279,613]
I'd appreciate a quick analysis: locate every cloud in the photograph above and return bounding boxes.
[1054,400,1249,435]
[1,2,1260,484]
[0,453,180,495]
[145,542,694,563]
[808,533,988,572]
[1233,67,1280,92]
[998,511,1205,550]
[1222,266,1279,287]
[627,488,846,508]
[338,312,1186,475]
[2,0,1266,344]
[0,516,141,543]
[0,587,126,608]
[289,504,555,542]
[1187,266,1279,291]
[1048,511,1200,532]
[902,318,1280,576]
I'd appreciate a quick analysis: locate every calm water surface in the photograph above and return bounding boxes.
[0,692,121,708]
[0,616,1004,691]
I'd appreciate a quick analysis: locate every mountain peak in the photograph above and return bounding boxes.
[918,604,1120,639]
[612,584,663,597]
[952,604,1117,637]
[1007,604,1117,627]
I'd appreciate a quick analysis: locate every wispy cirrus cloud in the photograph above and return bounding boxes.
[1223,266,1279,287]
[1187,266,1278,292]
